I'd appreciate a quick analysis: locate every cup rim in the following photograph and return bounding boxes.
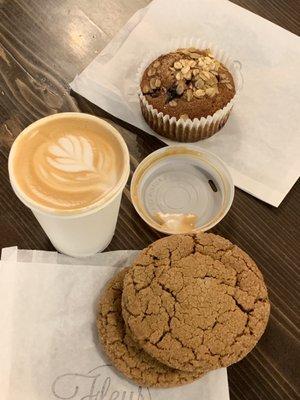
[130,145,234,234]
[8,112,130,218]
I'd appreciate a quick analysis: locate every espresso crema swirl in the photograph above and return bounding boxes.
[11,116,125,211]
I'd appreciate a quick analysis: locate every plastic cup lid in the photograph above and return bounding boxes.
[131,146,234,235]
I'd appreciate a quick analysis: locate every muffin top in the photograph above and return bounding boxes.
[140,48,235,120]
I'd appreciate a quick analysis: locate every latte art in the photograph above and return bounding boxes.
[47,135,96,173]
[10,116,126,212]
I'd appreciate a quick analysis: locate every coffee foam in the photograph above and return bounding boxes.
[11,116,126,212]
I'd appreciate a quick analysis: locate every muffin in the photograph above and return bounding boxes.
[139,47,236,142]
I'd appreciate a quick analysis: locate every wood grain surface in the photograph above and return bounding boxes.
[0,0,299,399]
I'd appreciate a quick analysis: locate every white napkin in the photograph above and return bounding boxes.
[0,247,229,400]
[71,0,300,207]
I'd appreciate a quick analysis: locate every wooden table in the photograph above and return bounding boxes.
[0,1,299,399]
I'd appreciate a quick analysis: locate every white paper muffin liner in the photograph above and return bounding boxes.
[137,38,243,142]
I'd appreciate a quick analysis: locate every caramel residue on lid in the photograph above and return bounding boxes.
[154,212,198,233]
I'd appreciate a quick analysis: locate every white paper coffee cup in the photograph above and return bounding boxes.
[8,113,130,258]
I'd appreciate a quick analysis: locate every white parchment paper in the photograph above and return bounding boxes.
[71,0,300,207]
[0,247,229,400]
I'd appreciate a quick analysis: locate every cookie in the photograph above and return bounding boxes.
[97,267,204,388]
[122,233,270,373]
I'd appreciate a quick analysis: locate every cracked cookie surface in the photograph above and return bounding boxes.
[122,233,270,373]
[97,267,204,387]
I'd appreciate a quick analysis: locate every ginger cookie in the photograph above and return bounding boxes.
[122,233,270,373]
[97,267,204,388]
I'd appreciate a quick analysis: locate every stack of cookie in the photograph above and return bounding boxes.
[97,233,270,388]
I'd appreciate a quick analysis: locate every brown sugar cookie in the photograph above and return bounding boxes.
[97,267,204,388]
[122,233,270,373]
